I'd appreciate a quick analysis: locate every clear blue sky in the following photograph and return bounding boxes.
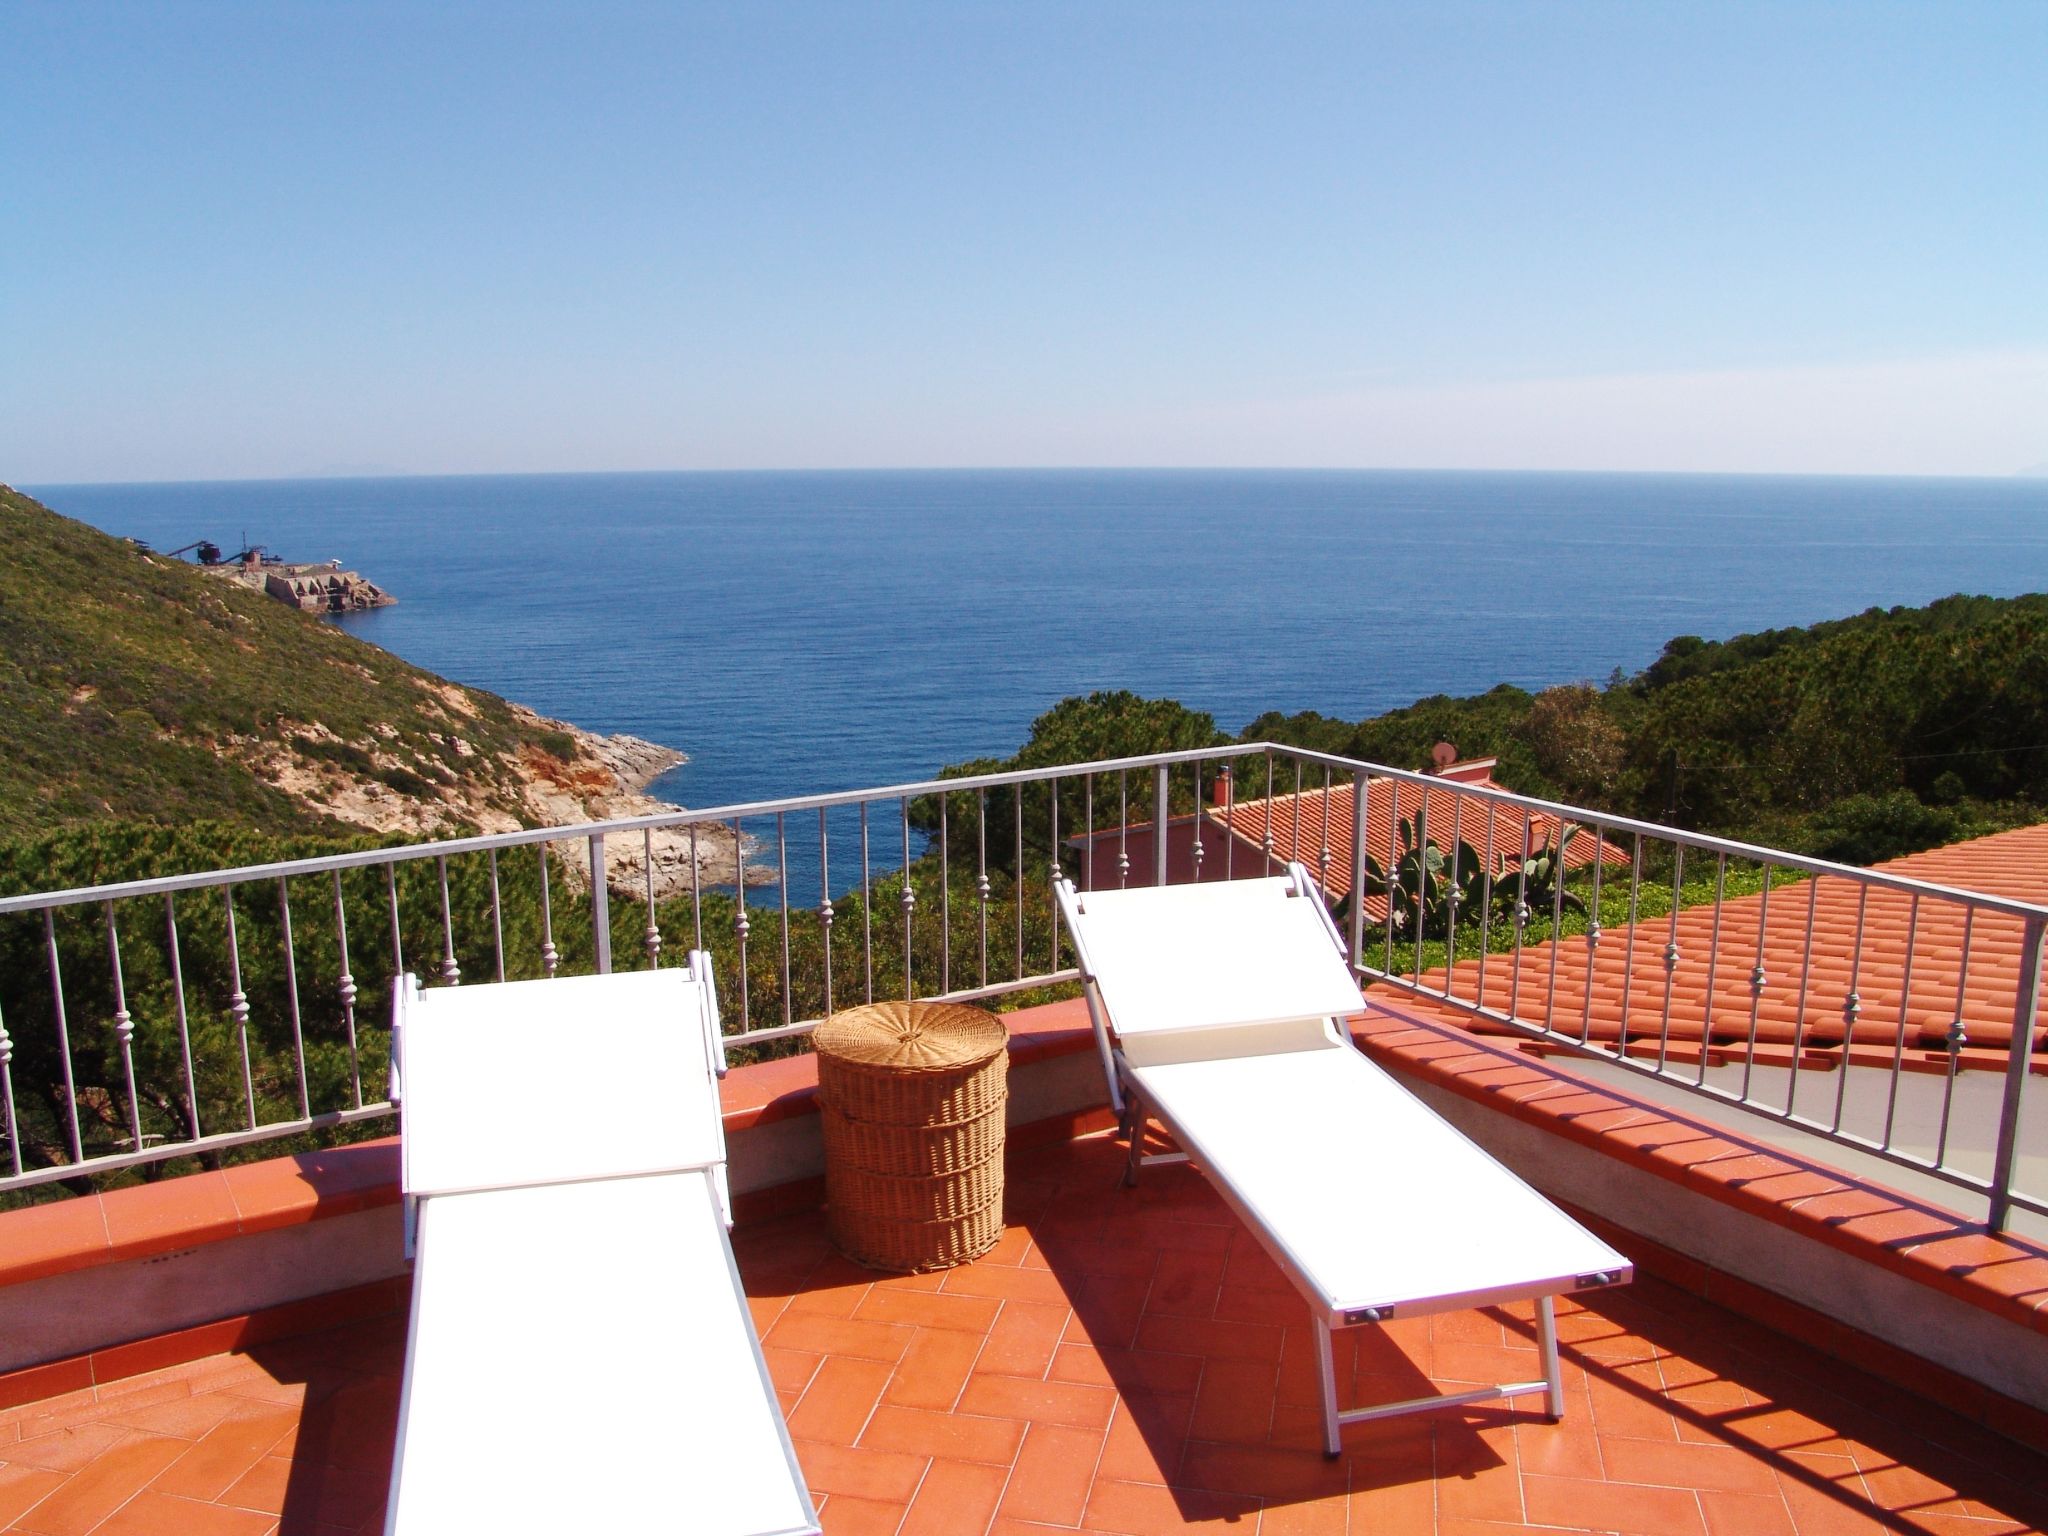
[5,1,2044,482]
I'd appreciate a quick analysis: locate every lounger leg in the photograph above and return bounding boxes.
[1313,1317,1342,1458]
[1536,1296,1564,1422]
[1122,1115,1145,1187]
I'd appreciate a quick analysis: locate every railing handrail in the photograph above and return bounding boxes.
[5,739,2044,923]
[1,738,2040,1226]
[0,742,1269,915]
[1257,743,2048,922]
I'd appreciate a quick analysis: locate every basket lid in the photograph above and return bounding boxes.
[813,1000,1006,1071]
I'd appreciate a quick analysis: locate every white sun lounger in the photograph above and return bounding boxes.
[1055,865,1631,1456]
[385,962,820,1536]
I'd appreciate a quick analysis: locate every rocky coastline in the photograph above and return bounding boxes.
[234,694,761,901]
[525,714,767,899]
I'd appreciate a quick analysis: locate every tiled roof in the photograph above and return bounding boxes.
[9,1133,2048,1534]
[1212,774,1628,918]
[1404,820,2048,1053]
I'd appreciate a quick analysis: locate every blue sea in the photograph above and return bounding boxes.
[28,470,2048,881]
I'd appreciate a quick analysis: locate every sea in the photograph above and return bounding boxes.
[27,469,2048,897]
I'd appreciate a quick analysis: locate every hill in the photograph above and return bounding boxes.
[0,485,718,877]
[1243,594,2048,862]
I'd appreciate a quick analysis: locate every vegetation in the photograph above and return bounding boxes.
[1245,593,2048,859]
[0,484,580,840]
[1,480,2041,1200]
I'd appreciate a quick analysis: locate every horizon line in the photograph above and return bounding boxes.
[20,463,2048,492]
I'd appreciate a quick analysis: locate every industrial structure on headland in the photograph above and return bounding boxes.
[152,537,397,612]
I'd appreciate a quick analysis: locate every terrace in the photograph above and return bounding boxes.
[1,745,2044,1534]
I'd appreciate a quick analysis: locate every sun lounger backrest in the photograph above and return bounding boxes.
[393,959,727,1201]
[1056,864,1365,1102]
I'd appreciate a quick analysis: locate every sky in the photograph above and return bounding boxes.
[4,0,2045,484]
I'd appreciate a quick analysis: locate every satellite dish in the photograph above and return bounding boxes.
[1430,741,1457,770]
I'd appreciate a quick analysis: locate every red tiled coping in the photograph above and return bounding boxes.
[0,1139,403,1289]
[0,997,1097,1292]
[1356,994,2048,1450]
[1355,997,2048,1335]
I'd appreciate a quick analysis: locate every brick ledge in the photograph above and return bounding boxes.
[1354,997,2048,1335]
[0,997,1095,1290]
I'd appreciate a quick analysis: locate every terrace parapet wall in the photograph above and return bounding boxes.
[2,994,2044,1453]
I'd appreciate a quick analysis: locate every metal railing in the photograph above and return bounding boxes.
[0,745,2041,1229]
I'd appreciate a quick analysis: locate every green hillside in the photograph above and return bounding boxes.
[1243,593,2048,861]
[0,484,574,843]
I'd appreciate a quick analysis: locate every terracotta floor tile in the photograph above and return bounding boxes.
[1776,1474,1897,1536]
[818,1492,911,1535]
[858,1284,1004,1335]
[1048,1341,1117,1389]
[1512,1416,1606,1481]
[1187,1355,1280,1444]
[981,1225,1036,1267]
[1097,1348,1207,1401]
[1145,1250,1226,1321]
[0,1463,68,1527]
[99,1389,246,1441]
[12,1434,188,1536]
[1000,1421,1106,1526]
[150,1405,299,1501]
[1066,1272,1157,1351]
[1432,1516,1537,1536]
[1586,1361,1686,1443]
[1036,1234,1158,1281]
[1430,1340,1544,1393]
[769,1311,918,1364]
[1348,1462,1437,1533]
[959,1373,1117,1433]
[885,1327,987,1412]
[215,1453,293,1517]
[1522,1471,1708,1536]
[1176,1441,1349,1505]
[789,1357,895,1446]
[975,1300,1074,1380]
[942,1263,1076,1306]
[1133,1313,1286,1365]
[1700,1488,1799,1536]
[1258,1492,1350,1536]
[901,1458,1008,1536]
[1433,1431,1525,1527]
[1096,1397,1194,1486]
[1082,1477,1262,1534]
[1,1387,102,1436]
[797,1437,931,1504]
[95,1488,278,1536]
[860,1403,1027,1466]
[1599,1434,1784,1496]
[5,1422,141,1473]
[764,1344,826,1397]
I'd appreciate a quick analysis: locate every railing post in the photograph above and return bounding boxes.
[588,832,612,975]
[1349,771,1368,968]
[1153,764,1170,887]
[1987,912,2045,1231]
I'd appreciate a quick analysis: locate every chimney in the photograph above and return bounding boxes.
[1212,766,1232,808]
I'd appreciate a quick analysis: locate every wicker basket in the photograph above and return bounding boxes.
[814,1000,1008,1272]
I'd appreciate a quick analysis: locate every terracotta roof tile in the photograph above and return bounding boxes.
[1397,820,2048,1052]
[1213,775,1628,920]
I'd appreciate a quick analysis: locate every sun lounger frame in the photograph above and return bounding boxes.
[1056,865,1630,1456]
[386,958,820,1536]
